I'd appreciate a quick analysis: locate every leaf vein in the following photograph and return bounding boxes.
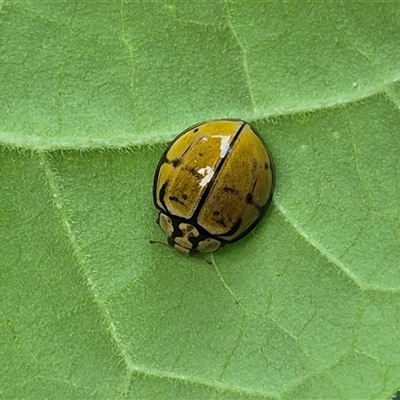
[39,151,134,388]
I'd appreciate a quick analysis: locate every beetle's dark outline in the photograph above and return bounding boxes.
[153,118,276,249]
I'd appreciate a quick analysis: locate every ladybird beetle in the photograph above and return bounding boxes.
[153,119,275,255]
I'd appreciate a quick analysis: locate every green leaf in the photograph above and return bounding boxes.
[1,1,400,399]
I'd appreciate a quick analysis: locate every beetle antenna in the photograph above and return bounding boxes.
[149,240,170,248]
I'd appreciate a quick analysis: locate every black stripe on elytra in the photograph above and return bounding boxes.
[190,121,247,227]
[157,181,169,211]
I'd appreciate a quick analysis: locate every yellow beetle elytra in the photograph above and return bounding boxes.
[153,119,275,255]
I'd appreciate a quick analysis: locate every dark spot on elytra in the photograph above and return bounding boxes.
[265,163,269,170]
[214,218,227,227]
[223,186,239,195]
[211,210,227,227]
[167,158,182,168]
[182,193,188,200]
[169,196,185,205]
[194,128,199,133]
[184,166,203,179]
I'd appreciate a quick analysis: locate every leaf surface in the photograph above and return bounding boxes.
[1,2,400,399]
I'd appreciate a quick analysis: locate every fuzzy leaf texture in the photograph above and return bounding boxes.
[1,1,400,399]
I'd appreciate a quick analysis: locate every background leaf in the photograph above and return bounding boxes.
[1,1,400,399]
